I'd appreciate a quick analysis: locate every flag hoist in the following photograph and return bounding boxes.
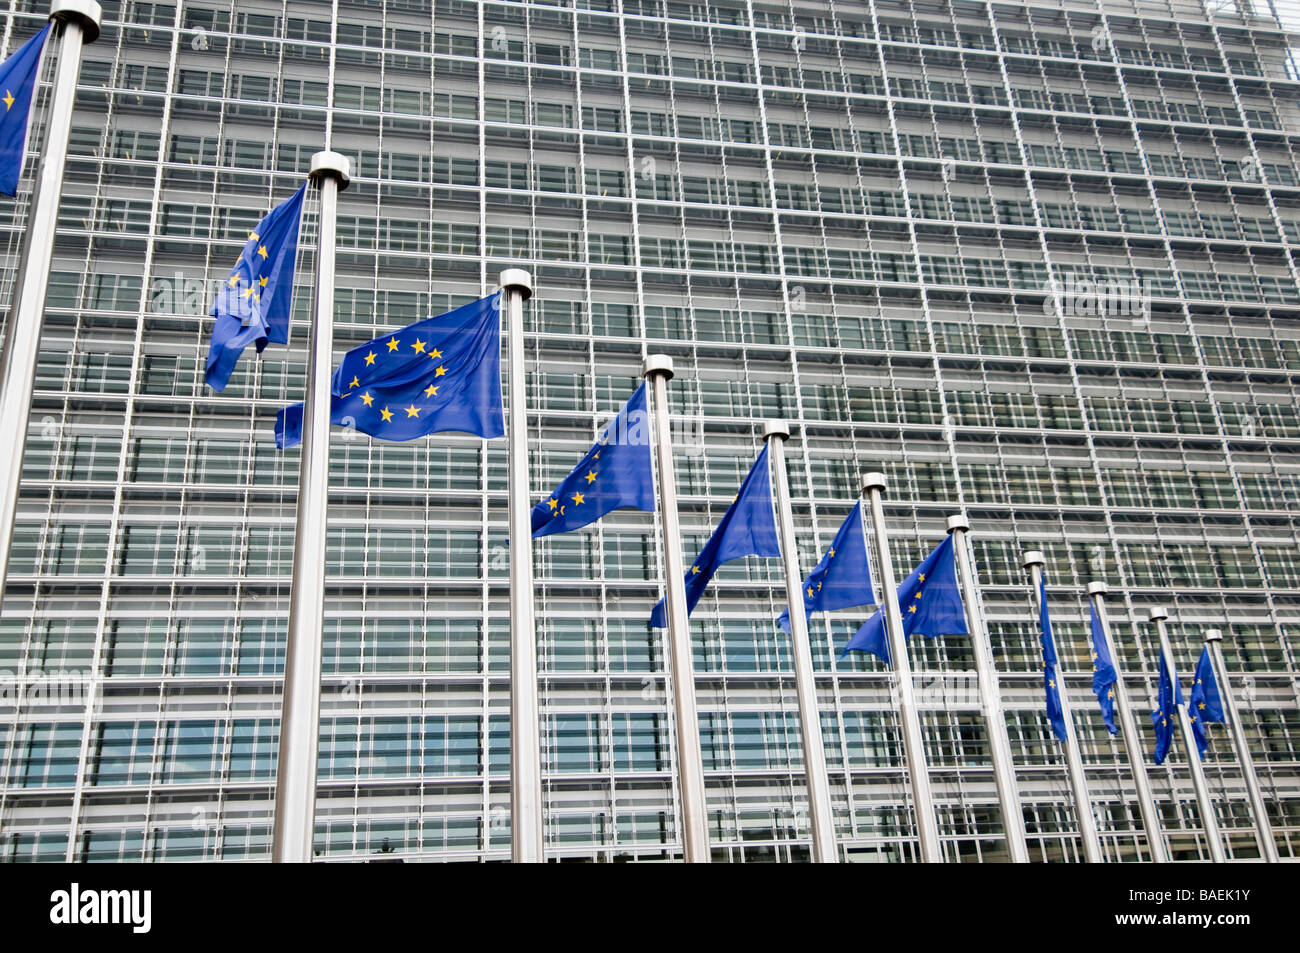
[0,1,102,599]
[271,150,351,863]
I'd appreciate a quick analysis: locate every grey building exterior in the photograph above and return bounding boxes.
[0,0,1298,862]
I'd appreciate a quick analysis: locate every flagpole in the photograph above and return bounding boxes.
[947,518,1028,863]
[861,473,942,862]
[1022,552,1102,863]
[502,268,544,864]
[1087,583,1167,863]
[0,0,101,597]
[764,421,837,863]
[1148,606,1226,863]
[271,150,349,864]
[1204,628,1278,862]
[644,355,710,863]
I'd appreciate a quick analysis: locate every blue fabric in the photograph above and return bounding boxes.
[842,534,968,664]
[1037,576,1068,743]
[649,444,780,628]
[1188,646,1225,758]
[1089,603,1119,735]
[532,383,654,538]
[276,293,504,447]
[777,501,873,633]
[1150,650,1184,765]
[0,23,50,196]
[205,185,306,390]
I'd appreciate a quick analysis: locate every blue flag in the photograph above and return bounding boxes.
[1188,646,1225,758]
[276,293,504,448]
[1151,651,1184,765]
[205,185,307,391]
[1089,602,1118,735]
[1037,577,1068,743]
[0,22,50,196]
[649,444,780,628]
[842,533,968,664]
[531,383,654,538]
[777,502,873,632]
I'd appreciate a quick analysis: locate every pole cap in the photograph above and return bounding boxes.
[309,150,351,189]
[51,0,102,43]
[946,514,970,533]
[1205,628,1224,643]
[762,419,791,440]
[1148,605,1169,622]
[1022,550,1045,568]
[499,268,533,299]
[1087,581,1108,596]
[861,472,886,494]
[643,354,674,380]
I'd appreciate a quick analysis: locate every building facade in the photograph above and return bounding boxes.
[0,0,1298,862]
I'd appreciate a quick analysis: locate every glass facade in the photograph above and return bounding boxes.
[0,0,1298,862]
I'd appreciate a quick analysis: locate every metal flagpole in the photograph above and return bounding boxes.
[1148,606,1226,863]
[1023,552,1102,863]
[0,0,102,596]
[1088,582,1167,863]
[764,421,837,863]
[644,355,709,863]
[1204,628,1278,862]
[861,473,942,863]
[946,517,1028,863]
[502,268,544,863]
[271,150,350,863]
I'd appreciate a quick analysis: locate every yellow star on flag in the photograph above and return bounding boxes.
[435,365,447,377]
[380,407,393,422]
[349,376,360,389]
[572,492,585,505]
[1,91,12,111]
[547,498,558,512]
[691,565,700,575]
[405,405,420,418]
[585,470,597,484]
[387,338,400,352]
[429,348,442,360]
[412,339,426,353]
[424,384,438,398]
[365,351,376,366]
[360,392,373,407]
[257,245,268,259]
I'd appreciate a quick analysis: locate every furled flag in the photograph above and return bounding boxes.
[1150,650,1183,765]
[1188,646,1225,758]
[649,444,780,628]
[531,383,654,538]
[1089,602,1118,735]
[0,22,50,196]
[842,534,967,664]
[777,501,873,633]
[205,185,307,391]
[1036,576,1068,743]
[276,293,504,448]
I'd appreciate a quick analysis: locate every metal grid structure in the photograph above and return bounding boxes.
[0,0,1298,862]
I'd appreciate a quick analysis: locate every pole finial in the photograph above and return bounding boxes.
[1021,550,1045,569]
[308,150,351,189]
[1205,628,1224,643]
[1086,581,1108,596]
[643,354,674,380]
[498,268,533,300]
[762,419,791,441]
[861,471,886,494]
[51,0,102,43]
[946,513,970,533]
[1147,605,1169,622]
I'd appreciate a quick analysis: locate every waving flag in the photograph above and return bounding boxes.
[1188,646,1225,758]
[842,534,967,664]
[205,185,306,391]
[276,293,504,447]
[531,383,654,538]
[649,444,780,628]
[777,501,873,632]
[0,22,50,196]
[1036,576,1068,743]
[1089,602,1118,735]
[1151,650,1183,765]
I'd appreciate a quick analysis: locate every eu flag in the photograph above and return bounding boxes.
[649,444,780,628]
[205,185,307,391]
[1151,650,1183,765]
[276,293,504,448]
[842,534,968,664]
[531,383,654,538]
[1188,646,1225,758]
[1089,603,1119,735]
[0,22,49,196]
[777,502,873,633]
[1036,577,1068,743]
